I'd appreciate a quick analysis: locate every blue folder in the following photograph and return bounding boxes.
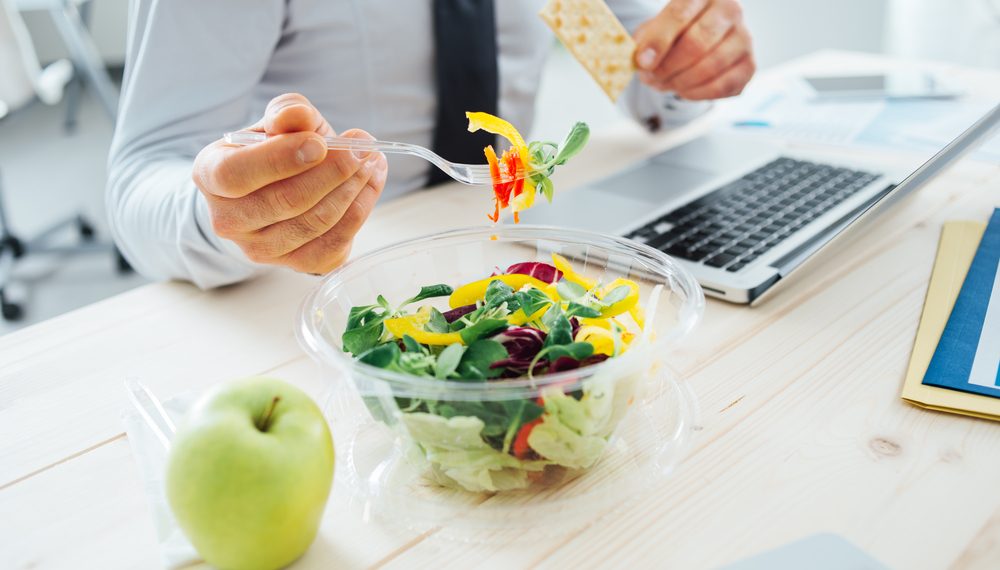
[923,208,1000,397]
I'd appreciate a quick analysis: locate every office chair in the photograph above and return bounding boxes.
[0,0,124,321]
[15,0,119,130]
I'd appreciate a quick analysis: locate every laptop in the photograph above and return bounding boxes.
[520,103,1000,304]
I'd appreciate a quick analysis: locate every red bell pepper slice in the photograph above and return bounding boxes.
[512,417,543,459]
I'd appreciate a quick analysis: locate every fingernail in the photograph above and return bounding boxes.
[353,149,372,161]
[297,138,326,163]
[637,48,657,69]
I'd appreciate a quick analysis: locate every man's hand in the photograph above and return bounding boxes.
[633,0,755,100]
[193,93,387,274]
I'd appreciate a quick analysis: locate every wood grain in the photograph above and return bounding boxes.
[1,51,999,569]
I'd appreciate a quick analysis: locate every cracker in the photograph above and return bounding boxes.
[539,0,636,101]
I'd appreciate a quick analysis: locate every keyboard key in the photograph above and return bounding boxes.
[705,253,737,268]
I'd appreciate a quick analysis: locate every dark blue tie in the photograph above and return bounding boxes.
[428,0,498,186]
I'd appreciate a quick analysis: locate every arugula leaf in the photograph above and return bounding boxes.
[398,351,436,376]
[515,288,552,317]
[565,302,601,319]
[541,302,564,329]
[553,122,590,166]
[544,313,574,347]
[342,306,387,356]
[357,342,400,368]
[556,279,587,301]
[346,305,377,330]
[401,334,423,354]
[600,285,630,306]
[425,308,450,333]
[456,339,508,380]
[402,284,454,306]
[459,318,509,344]
[538,176,554,203]
[435,343,465,379]
[545,341,594,361]
[484,279,518,311]
[376,295,391,310]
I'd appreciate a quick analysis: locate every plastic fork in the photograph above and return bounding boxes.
[224,130,532,185]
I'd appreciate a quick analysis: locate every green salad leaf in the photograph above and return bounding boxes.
[456,339,508,379]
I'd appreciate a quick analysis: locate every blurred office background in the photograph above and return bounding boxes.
[1,0,998,334]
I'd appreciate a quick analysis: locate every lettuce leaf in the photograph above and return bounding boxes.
[399,412,549,492]
[527,382,616,469]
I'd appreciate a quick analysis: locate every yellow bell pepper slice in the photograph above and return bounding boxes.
[448,274,550,308]
[550,253,597,290]
[575,325,616,356]
[384,312,464,346]
[628,305,646,330]
[466,112,529,163]
[598,278,640,318]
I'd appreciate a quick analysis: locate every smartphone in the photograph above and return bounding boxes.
[802,72,962,101]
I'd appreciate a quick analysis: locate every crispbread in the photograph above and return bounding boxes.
[539,0,636,101]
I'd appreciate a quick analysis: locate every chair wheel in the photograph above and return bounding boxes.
[115,250,133,274]
[2,300,23,321]
[78,218,96,241]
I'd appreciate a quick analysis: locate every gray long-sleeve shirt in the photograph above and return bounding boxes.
[107,0,707,289]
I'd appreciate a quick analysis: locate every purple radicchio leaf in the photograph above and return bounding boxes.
[548,353,609,373]
[489,327,547,374]
[442,304,476,323]
[505,262,563,284]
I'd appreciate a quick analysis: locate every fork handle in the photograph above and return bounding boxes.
[224,130,411,154]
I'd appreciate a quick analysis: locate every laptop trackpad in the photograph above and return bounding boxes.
[515,187,654,233]
[589,161,719,204]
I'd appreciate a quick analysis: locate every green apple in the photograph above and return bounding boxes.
[166,377,334,570]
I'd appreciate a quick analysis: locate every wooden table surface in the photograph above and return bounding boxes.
[2,52,999,569]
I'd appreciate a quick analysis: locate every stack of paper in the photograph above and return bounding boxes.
[902,209,1000,420]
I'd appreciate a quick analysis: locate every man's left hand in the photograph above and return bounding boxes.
[633,0,755,100]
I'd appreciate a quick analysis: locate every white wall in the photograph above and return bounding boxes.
[741,0,888,68]
[885,0,1000,68]
[20,0,999,71]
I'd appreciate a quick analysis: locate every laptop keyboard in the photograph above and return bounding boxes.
[625,157,880,272]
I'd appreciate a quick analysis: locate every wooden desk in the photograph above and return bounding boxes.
[2,51,999,569]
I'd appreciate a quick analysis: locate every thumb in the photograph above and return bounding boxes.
[262,93,332,135]
[633,0,708,71]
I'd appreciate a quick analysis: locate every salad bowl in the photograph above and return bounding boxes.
[298,225,704,533]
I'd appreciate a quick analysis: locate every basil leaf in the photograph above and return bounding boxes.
[456,339,508,380]
[459,318,509,344]
[435,343,465,379]
[556,279,586,301]
[544,314,574,347]
[553,122,590,165]
[565,302,601,319]
[357,342,400,368]
[401,334,422,354]
[515,288,552,317]
[425,308,450,333]
[403,284,454,306]
[600,285,631,306]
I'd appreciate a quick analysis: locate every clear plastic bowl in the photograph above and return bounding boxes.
[298,225,704,536]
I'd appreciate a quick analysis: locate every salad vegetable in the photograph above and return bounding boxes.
[342,255,649,492]
[466,112,589,223]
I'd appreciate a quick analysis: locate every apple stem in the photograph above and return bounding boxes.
[256,396,281,432]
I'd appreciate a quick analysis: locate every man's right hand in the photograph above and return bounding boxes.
[192,93,388,274]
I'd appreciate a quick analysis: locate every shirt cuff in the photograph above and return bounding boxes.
[624,78,713,132]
